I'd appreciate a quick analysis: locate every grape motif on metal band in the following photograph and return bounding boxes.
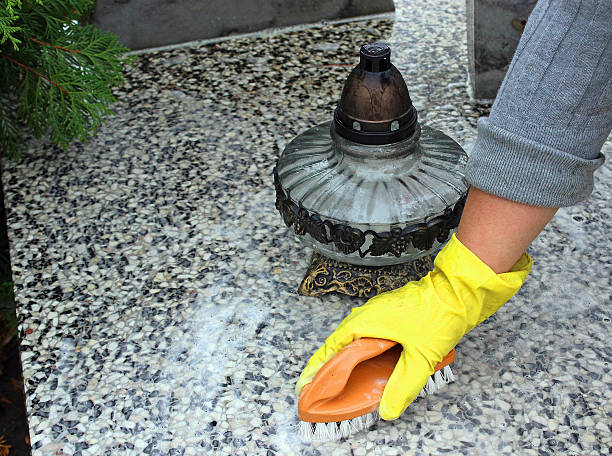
[274,168,467,257]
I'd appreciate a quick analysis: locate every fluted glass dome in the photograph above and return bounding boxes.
[275,121,468,265]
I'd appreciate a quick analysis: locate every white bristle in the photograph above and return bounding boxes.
[365,410,379,427]
[433,370,444,389]
[299,422,314,440]
[316,423,327,440]
[298,366,456,441]
[313,422,327,440]
[425,377,436,394]
[327,422,337,439]
[339,419,352,438]
[299,411,380,442]
[349,415,364,434]
[442,365,455,382]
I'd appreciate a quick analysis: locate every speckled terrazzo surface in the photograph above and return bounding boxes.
[3,0,611,455]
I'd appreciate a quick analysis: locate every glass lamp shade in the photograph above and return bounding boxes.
[274,121,468,266]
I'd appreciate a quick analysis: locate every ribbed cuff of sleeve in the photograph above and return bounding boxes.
[465,118,606,207]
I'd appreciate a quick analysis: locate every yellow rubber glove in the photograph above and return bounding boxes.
[296,233,532,420]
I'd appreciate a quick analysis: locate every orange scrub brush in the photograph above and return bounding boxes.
[297,338,456,441]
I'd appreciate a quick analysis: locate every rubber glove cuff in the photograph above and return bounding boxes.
[432,233,532,333]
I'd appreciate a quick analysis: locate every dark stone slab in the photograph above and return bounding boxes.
[466,0,537,100]
[94,0,394,50]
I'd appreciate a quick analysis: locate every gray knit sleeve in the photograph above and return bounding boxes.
[465,0,612,207]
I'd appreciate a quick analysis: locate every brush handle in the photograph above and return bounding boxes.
[301,338,455,407]
[303,338,396,405]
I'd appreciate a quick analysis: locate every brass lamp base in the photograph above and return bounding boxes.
[298,252,435,298]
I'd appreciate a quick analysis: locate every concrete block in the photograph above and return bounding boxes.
[94,0,395,50]
[466,0,537,100]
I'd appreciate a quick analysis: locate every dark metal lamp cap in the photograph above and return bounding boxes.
[334,43,418,145]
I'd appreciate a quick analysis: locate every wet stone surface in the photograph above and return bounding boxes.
[3,0,611,455]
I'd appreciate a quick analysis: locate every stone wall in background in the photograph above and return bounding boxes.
[94,0,394,50]
[466,0,537,100]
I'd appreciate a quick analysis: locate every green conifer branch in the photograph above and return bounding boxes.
[0,0,129,158]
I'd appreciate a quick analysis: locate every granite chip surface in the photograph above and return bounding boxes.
[3,0,611,455]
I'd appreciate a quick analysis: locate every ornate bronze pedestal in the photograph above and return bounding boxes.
[298,252,435,298]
